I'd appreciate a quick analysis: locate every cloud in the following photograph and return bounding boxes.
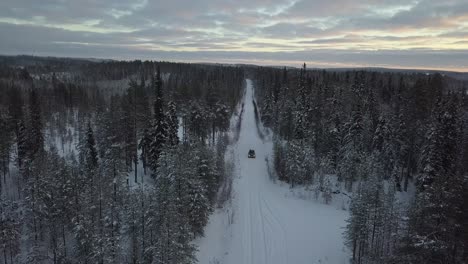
[0,0,467,71]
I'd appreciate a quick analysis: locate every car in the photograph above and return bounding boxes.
[248,149,256,158]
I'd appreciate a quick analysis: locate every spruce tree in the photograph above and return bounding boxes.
[85,122,98,173]
[0,114,12,184]
[152,148,195,264]
[149,67,169,174]
[16,120,28,169]
[138,128,150,175]
[166,100,179,146]
[338,105,365,191]
[28,88,44,158]
[0,199,21,263]
[403,98,465,263]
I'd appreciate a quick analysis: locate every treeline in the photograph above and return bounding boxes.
[253,64,468,263]
[0,59,244,263]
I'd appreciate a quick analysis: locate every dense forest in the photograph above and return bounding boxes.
[0,57,244,263]
[253,64,468,263]
[1,55,468,264]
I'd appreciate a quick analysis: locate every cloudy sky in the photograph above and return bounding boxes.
[1,0,468,71]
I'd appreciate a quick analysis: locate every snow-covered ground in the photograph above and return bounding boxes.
[196,79,349,264]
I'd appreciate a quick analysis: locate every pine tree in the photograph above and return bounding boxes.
[24,151,49,261]
[40,147,70,263]
[124,189,146,264]
[85,122,98,174]
[206,86,219,145]
[293,63,308,140]
[0,114,12,186]
[16,120,28,169]
[0,199,21,264]
[338,105,365,191]
[371,116,395,180]
[393,109,409,191]
[122,83,139,179]
[166,100,179,146]
[7,85,23,138]
[135,74,151,177]
[214,102,230,138]
[149,68,169,174]
[151,148,196,264]
[139,128,151,175]
[273,138,286,182]
[345,173,399,264]
[187,101,209,142]
[402,98,465,263]
[28,88,44,158]
[260,91,273,127]
[284,139,315,187]
[322,91,342,170]
[345,184,370,263]
[74,121,102,263]
[197,146,219,205]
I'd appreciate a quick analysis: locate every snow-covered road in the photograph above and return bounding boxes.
[196,79,349,264]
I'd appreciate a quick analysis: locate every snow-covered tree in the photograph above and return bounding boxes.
[0,113,13,187]
[0,199,21,263]
[28,88,44,158]
[166,100,179,146]
[150,148,196,264]
[322,176,333,204]
[400,98,465,263]
[16,119,28,169]
[148,68,169,174]
[338,105,366,191]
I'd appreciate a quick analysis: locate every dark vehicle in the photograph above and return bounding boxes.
[248,149,256,158]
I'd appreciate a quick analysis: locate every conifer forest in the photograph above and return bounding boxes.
[0,56,467,264]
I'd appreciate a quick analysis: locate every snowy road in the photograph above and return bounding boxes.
[196,79,349,264]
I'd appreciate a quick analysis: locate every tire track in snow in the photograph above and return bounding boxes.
[257,192,269,264]
[261,202,275,258]
[197,79,348,264]
[262,195,289,264]
[237,148,250,264]
[248,191,254,264]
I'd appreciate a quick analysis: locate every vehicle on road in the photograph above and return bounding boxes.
[248,149,256,158]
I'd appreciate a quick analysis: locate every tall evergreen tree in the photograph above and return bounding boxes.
[166,100,179,146]
[84,122,98,173]
[16,120,28,169]
[151,148,196,264]
[28,89,44,158]
[0,114,12,185]
[0,199,21,263]
[338,105,365,191]
[148,68,169,174]
[402,98,465,263]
